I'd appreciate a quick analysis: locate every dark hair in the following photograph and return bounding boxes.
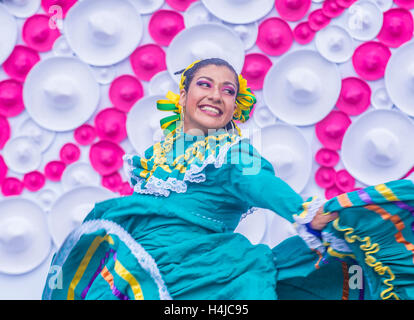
[174,58,240,96]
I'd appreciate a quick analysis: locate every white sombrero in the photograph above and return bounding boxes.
[251,123,312,193]
[384,40,414,117]
[2,0,40,18]
[126,95,170,156]
[61,161,101,192]
[0,3,18,65]
[0,197,52,274]
[372,86,393,110]
[23,56,100,132]
[166,23,245,85]
[341,0,383,41]
[341,109,414,185]
[315,25,355,63]
[201,0,274,24]
[263,50,341,126]
[48,186,115,247]
[63,0,143,66]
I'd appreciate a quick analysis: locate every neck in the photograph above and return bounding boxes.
[183,119,229,137]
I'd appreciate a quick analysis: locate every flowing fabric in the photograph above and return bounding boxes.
[42,131,414,300]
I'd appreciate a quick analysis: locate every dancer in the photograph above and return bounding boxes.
[42,58,414,300]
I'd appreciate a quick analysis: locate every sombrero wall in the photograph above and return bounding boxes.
[0,0,414,298]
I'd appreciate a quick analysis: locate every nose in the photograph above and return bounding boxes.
[208,85,222,102]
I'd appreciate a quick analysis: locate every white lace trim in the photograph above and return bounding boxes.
[48,219,172,300]
[322,231,353,253]
[239,207,259,223]
[123,135,243,197]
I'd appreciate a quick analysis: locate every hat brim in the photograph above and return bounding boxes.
[341,109,414,185]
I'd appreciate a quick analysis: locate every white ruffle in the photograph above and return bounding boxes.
[294,222,326,253]
[46,219,172,300]
[123,135,242,197]
[292,196,326,252]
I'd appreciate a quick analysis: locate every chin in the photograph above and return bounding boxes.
[197,117,226,131]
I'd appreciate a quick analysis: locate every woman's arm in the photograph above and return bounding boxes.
[225,139,338,250]
[226,139,319,222]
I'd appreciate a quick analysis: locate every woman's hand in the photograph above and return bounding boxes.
[310,205,339,231]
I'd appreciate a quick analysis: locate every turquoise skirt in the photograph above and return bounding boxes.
[42,179,414,300]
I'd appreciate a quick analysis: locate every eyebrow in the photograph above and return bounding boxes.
[196,76,236,89]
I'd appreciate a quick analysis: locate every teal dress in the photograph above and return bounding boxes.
[42,130,414,300]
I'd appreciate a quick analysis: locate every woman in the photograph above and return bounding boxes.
[42,58,414,300]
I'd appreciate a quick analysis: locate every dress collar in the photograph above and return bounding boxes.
[123,131,242,197]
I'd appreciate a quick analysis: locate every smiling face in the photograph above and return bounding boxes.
[178,64,238,135]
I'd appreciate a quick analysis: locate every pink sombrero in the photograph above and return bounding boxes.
[109,74,144,113]
[148,9,185,47]
[130,43,167,82]
[257,17,293,56]
[241,53,272,91]
[335,77,371,116]
[352,41,391,81]
[275,0,311,21]
[315,110,352,150]
[377,7,413,48]
[22,14,60,52]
